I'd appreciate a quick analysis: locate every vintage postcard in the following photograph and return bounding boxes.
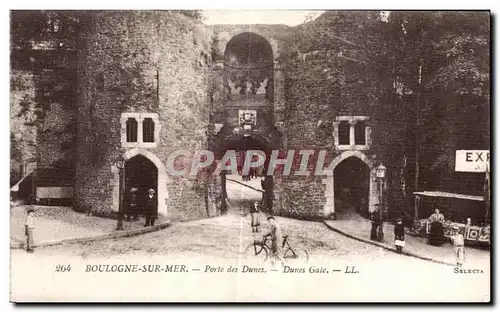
[9,9,491,302]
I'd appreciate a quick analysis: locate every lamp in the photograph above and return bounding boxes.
[376,164,386,179]
[116,155,125,230]
[376,164,386,241]
[116,155,125,170]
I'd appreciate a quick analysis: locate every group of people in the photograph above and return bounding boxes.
[125,187,158,227]
[237,153,266,181]
[370,205,465,266]
[370,204,405,253]
[240,167,265,181]
[428,208,465,267]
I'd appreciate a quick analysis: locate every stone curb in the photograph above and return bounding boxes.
[323,220,454,267]
[226,178,264,193]
[10,220,171,250]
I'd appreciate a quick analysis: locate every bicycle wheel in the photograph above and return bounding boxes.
[283,247,309,264]
[243,243,268,262]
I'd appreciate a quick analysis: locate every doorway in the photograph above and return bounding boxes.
[124,155,158,216]
[334,156,370,218]
[217,135,274,215]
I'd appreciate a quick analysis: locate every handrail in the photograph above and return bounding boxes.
[226,177,264,193]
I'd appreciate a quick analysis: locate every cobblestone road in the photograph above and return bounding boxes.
[33,211,394,261]
[10,179,490,302]
[10,211,491,302]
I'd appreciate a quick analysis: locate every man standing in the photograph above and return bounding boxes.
[370,204,382,241]
[260,177,267,212]
[144,188,158,227]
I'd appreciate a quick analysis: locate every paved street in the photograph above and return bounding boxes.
[10,205,164,248]
[10,178,491,302]
[13,178,391,260]
[10,210,491,302]
[11,177,490,266]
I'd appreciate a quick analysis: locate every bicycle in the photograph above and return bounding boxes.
[243,235,309,264]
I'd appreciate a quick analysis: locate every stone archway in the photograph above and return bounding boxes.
[111,148,168,217]
[322,151,379,218]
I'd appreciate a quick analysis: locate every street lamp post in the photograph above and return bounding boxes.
[115,155,125,231]
[376,164,386,242]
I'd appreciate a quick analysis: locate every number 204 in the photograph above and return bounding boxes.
[55,264,71,272]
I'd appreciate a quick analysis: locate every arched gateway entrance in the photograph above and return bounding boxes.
[125,155,158,215]
[111,148,168,217]
[334,156,371,218]
[322,151,378,219]
[207,30,280,215]
[211,132,278,215]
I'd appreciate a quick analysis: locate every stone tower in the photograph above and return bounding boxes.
[75,11,213,220]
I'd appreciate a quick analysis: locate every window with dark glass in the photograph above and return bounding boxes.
[338,121,350,145]
[126,118,138,142]
[355,121,366,145]
[143,118,155,143]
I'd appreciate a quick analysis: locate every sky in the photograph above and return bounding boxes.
[203,10,324,26]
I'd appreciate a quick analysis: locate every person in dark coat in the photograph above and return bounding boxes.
[144,188,158,227]
[428,208,445,246]
[126,187,138,222]
[250,201,261,233]
[394,217,405,254]
[370,204,382,241]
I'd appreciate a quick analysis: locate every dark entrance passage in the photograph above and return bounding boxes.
[334,157,370,218]
[217,135,274,215]
[125,155,158,216]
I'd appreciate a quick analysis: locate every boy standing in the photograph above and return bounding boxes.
[25,208,35,253]
[450,226,465,267]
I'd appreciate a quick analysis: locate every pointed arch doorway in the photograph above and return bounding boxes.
[323,151,379,219]
[111,148,168,217]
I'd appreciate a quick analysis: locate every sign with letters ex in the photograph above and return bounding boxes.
[455,150,490,172]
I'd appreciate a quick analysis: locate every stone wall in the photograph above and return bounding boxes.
[209,24,293,62]
[271,12,382,219]
[11,35,78,184]
[10,69,37,182]
[16,10,391,221]
[37,100,75,169]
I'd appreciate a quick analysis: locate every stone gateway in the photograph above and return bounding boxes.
[13,11,389,222]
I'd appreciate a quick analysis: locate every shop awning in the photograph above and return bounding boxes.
[10,169,34,192]
[413,191,484,202]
